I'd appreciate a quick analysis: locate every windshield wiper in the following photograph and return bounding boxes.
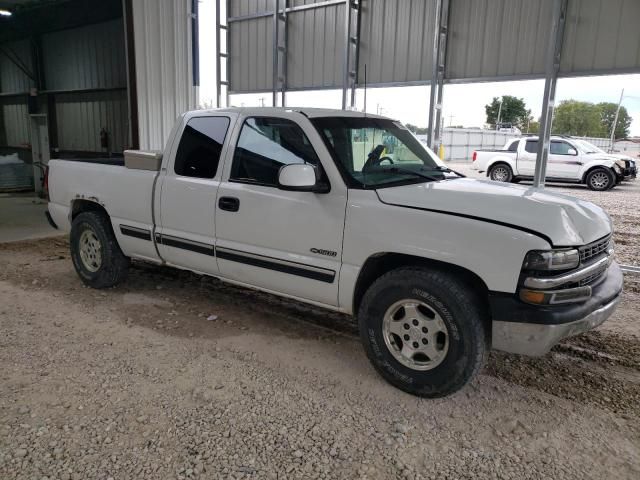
[371,166,442,182]
[426,165,466,178]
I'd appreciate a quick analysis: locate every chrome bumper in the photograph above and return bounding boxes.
[492,295,621,356]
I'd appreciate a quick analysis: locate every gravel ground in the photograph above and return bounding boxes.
[0,231,639,479]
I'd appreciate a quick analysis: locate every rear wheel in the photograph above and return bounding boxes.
[70,211,129,288]
[489,163,513,183]
[358,267,488,397]
[586,168,614,191]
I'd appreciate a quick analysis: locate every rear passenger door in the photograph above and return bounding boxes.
[156,114,233,274]
[516,139,537,176]
[215,114,347,306]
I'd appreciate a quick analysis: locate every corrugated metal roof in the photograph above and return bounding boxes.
[229,0,273,17]
[358,0,437,85]
[226,0,640,92]
[446,0,553,81]
[42,19,127,91]
[229,16,274,92]
[133,0,197,150]
[287,1,345,89]
[0,39,33,94]
[560,0,640,76]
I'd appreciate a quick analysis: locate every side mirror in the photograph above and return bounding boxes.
[278,164,320,192]
[568,148,578,156]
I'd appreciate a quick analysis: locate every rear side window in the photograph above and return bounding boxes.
[524,140,538,153]
[230,117,320,186]
[174,117,230,178]
[507,140,518,152]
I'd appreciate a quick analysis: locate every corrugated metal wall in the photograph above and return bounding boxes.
[133,0,197,151]
[0,39,33,94]
[0,98,30,147]
[42,20,127,91]
[0,39,33,150]
[0,19,129,154]
[446,0,553,81]
[56,90,128,152]
[358,0,437,85]
[561,0,640,76]
[43,19,129,153]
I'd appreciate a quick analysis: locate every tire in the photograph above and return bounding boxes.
[586,168,615,191]
[488,163,513,183]
[70,211,130,288]
[358,267,488,398]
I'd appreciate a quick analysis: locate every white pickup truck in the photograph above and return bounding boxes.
[46,108,623,397]
[472,136,635,190]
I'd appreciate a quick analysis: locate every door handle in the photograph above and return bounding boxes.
[218,196,240,212]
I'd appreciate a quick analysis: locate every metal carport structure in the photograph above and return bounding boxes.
[217,0,640,187]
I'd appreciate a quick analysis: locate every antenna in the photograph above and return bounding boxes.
[364,64,367,116]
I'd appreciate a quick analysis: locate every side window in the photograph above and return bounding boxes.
[524,140,538,153]
[174,116,230,178]
[230,117,320,186]
[507,140,518,152]
[550,141,573,155]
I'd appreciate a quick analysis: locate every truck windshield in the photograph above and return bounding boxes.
[311,117,446,188]
[573,139,603,154]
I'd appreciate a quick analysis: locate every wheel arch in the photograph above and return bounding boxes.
[581,165,616,185]
[70,198,109,221]
[486,160,513,178]
[352,252,490,321]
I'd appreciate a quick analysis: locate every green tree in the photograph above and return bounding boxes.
[485,96,531,129]
[552,100,605,137]
[526,120,540,134]
[405,123,429,135]
[597,102,631,139]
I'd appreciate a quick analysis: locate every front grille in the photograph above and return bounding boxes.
[579,235,611,264]
[577,264,608,287]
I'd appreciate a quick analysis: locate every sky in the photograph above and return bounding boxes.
[198,0,640,136]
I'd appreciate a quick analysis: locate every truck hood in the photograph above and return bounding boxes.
[376,178,611,246]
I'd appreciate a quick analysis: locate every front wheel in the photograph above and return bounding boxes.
[358,267,488,397]
[488,163,513,183]
[586,168,615,191]
[70,211,130,288]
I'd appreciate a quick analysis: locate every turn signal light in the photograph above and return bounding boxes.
[519,286,592,305]
[520,289,546,304]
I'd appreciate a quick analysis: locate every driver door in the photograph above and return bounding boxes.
[548,140,582,179]
[214,114,347,306]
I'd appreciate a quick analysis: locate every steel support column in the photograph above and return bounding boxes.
[272,0,287,107]
[533,0,568,188]
[216,0,230,108]
[341,0,352,110]
[427,0,449,149]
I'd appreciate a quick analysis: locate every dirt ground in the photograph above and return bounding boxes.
[1,179,639,479]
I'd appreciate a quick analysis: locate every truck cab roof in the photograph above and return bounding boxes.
[196,106,390,120]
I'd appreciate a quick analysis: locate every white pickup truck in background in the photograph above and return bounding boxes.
[46,108,623,397]
[472,136,637,190]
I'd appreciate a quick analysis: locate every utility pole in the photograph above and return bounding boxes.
[609,88,624,153]
[496,97,503,130]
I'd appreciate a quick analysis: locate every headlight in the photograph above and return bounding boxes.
[522,249,580,271]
